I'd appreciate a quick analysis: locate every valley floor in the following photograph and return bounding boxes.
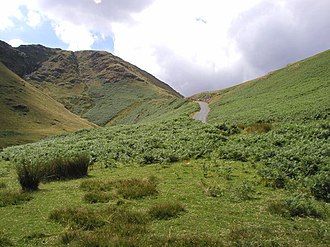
[1,159,329,246]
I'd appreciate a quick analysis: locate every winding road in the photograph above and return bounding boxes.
[193,101,210,123]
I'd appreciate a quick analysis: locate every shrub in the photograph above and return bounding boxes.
[201,180,224,197]
[267,193,326,219]
[16,161,44,192]
[310,172,330,202]
[0,190,33,207]
[44,154,92,181]
[214,123,240,135]
[148,202,186,220]
[233,181,257,201]
[116,177,158,199]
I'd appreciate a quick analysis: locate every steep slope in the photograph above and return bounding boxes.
[191,50,330,124]
[0,41,195,126]
[0,62,96,148]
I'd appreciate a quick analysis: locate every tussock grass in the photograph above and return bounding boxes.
[83,191,116,203]
[116,177,158,199]
[49,207,105,230]
[53,205,149,246]
[43,153,91,181]
[80,179,114,192]
[16,161,44,192]
[0,190,32,207]
[148,202,186,220]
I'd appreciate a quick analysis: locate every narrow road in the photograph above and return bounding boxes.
[193,101,210,123]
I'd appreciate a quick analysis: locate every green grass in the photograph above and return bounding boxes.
[0,160,328,246]
[192,49,330,125]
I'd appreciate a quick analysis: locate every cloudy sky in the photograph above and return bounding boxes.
[1,0,329,96]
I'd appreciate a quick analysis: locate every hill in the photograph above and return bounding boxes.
[0,41,195,126]
[190,50,330,125]
[0,62,96,148]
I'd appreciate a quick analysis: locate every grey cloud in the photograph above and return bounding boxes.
[37,0,154,33]
[230,0,330,73]
[155,47,247,96]
[159,0,330,96]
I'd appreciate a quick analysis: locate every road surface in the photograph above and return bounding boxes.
[193,101,210,123]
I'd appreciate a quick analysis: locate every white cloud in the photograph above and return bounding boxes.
[0,0,25,31]
[26,10,42,27]
[8,38,25,47]
[112,0,262,95]
[52,21,96,51]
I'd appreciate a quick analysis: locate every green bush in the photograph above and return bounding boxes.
[267,193,326,219]
[0,190,32,207]
[148,202,185,220]
[233,181,257,201]
[310,171,330,202]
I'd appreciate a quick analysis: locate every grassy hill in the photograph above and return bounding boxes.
[0,41,195,126]
[0,62,96,148]
[191,50,330,125]
[0,49,329,246]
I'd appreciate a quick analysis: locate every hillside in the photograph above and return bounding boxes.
[0,62,96,148]
[191,50,330,125]
[0,41,195,126]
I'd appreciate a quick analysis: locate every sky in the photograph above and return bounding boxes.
[1,0,329,96]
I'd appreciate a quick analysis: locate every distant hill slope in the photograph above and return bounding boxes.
[0,62,96,148]
[0,41,195,126]
[191,50,330,124]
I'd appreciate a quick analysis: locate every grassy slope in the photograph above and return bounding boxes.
[191,50,330,124]
[18,47,194,126]
[0,62,96,148]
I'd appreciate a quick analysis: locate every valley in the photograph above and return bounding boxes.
[0,42,329,246]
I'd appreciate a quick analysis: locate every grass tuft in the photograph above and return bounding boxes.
[116,177,158,199]
[44,153,92,181]
[0,190,33,207]
[16,161,43,192]
[148,202,186,220]
[83,191,116,204]
[49,207,105,230]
